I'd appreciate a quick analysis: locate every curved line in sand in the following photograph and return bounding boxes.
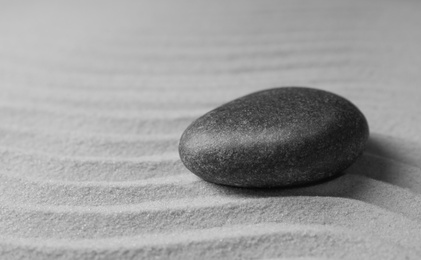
[0,105,197,120]
[1,34,368,59]
[3,89,418,114]
[0,127,180,157]
[0,109,193,134]
[87,30,373,49]
[0,47,364,70]
[2,69,361,95]
[0,148,185,181]
[0,223,417,259]
[0,75,363,93]
[0,99,216,112]
[0,195,420,254]
[0,58,357,76]
[0,154,420,206]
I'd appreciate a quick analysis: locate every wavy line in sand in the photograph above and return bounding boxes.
[0,152,420,207]
[0,148,185,181]
[0,57,360,76]
[1,194,421,256]
[0,97,219,113]
[0,223,416,260]
[89,26,380,49]
[1,27,375,55]
[0,72,365,93]
[0,135,419,258]
[0,107,193,135]
[0,127,179,157]
[0,67,363,94]
[1,146,421,242]
[0,45,365,69]
[2,134,420,254]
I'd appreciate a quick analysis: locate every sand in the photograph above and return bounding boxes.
[1,0,421,259]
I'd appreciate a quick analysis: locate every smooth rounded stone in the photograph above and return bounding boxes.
[179,87,369,188]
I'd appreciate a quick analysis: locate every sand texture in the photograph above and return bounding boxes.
[1,0,421,259]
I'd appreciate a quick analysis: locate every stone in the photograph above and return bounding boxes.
[179,87,369,188]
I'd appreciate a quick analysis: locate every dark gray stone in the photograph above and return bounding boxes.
[179,87,369,188]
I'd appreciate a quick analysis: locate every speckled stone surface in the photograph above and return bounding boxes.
[179,87,369,188]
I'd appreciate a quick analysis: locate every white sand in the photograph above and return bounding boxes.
[1,0,421,259]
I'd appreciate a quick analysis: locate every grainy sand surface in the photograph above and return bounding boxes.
[1,0,421,259]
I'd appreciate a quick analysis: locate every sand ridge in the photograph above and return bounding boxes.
[1,0,421,259]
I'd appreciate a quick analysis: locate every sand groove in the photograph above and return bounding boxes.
[0,127,180,157]
[0,148,186,181]
[0,154,420,207]
[1,0,421,259]
[0,223,416,260]
[0,106,194,134]
[1,195,421,242]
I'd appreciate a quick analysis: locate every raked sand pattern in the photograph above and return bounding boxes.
[1,0,421,259]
